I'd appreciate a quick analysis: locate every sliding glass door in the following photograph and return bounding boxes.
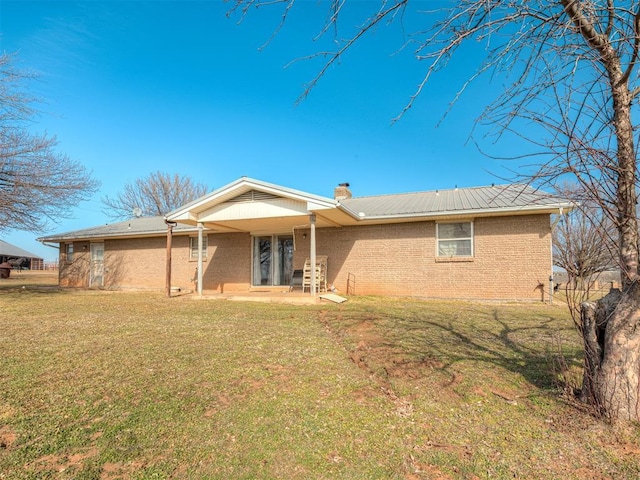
[252,235,293,286]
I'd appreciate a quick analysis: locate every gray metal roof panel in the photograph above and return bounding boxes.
[37,216,197,242]
[37,184,572,244]
[340,184,570,218]
[0,239,42,259]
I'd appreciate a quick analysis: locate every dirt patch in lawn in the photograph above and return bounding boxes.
[321,312,446,385]
[0,426,17,449]
[319,311,450,419]
[100,460,146,479]
[25,448,99,475]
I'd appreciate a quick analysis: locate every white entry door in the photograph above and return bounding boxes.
[90,242,105,288]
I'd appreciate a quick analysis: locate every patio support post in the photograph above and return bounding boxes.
[165,219,176,298]
[197,222,204,296]
[310,214,316,296]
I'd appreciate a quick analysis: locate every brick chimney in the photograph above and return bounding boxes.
[334,182,352,200]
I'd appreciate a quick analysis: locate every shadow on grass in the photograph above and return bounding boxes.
[325,301,582,394]
[0,285,71,295]
[0,275,68,296]
[415,311,579,389]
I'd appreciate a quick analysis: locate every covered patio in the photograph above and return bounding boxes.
[164,177,357,299]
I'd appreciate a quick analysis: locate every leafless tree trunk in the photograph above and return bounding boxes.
[560,0,640,422]
[230,0,640,421]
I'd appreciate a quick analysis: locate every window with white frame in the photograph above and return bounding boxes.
[189,236,208,260]
[437,222,473,257]
[65,243,74,262]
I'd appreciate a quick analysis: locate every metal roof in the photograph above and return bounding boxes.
[340,184,572,220]
[0,239,43,259]
[37,181,573,243]
[37,216,198,243]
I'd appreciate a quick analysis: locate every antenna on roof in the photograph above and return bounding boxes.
[132,207,142,218]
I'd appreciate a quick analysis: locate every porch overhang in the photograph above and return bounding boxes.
[164,177,353,234]
[163,177,347,297]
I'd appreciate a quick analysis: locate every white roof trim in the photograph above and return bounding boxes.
[166,177,337,222]
[351,203,572,221]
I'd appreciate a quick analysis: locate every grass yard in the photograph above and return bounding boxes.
[1,272,639,479]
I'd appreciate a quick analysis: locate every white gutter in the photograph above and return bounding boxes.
[337,202,575,222]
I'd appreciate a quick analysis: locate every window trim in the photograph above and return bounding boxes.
[436,221,474,259]
[189,235,208,261]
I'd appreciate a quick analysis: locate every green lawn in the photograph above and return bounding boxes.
[1,274,639,479]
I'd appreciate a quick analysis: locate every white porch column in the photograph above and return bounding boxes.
[197,222,204,296]
[310,214,316,296]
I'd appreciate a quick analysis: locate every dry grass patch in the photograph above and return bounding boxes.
[0,270,59,290]
[0,282,638,479]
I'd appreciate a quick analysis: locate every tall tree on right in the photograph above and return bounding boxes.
[231,0,640,421]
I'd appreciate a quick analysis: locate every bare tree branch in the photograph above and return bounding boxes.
[232,0,640,421]
[0,53,99,234]
[101,171,209,220]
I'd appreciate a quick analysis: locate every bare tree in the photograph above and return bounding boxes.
[101,171,209,220]
[0,53,99,233]
[553,183,616,320]
[231,0,640,421]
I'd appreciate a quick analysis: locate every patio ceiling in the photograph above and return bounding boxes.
[198,213,335,235]
[187,201,357,235]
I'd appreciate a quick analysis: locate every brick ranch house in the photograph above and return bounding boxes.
[38,177,573,301]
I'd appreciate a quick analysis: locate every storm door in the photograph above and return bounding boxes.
[252,235,293,286]
[89,242,105,288]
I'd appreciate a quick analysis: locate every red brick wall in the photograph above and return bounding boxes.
[294,214,551,300]
[103,236,171,290]
[58,241,91,287]
[57,214,551,300]
[200,233,252,293]
[58,233,253,292]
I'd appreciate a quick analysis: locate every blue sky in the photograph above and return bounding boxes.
[1,1,525,261]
